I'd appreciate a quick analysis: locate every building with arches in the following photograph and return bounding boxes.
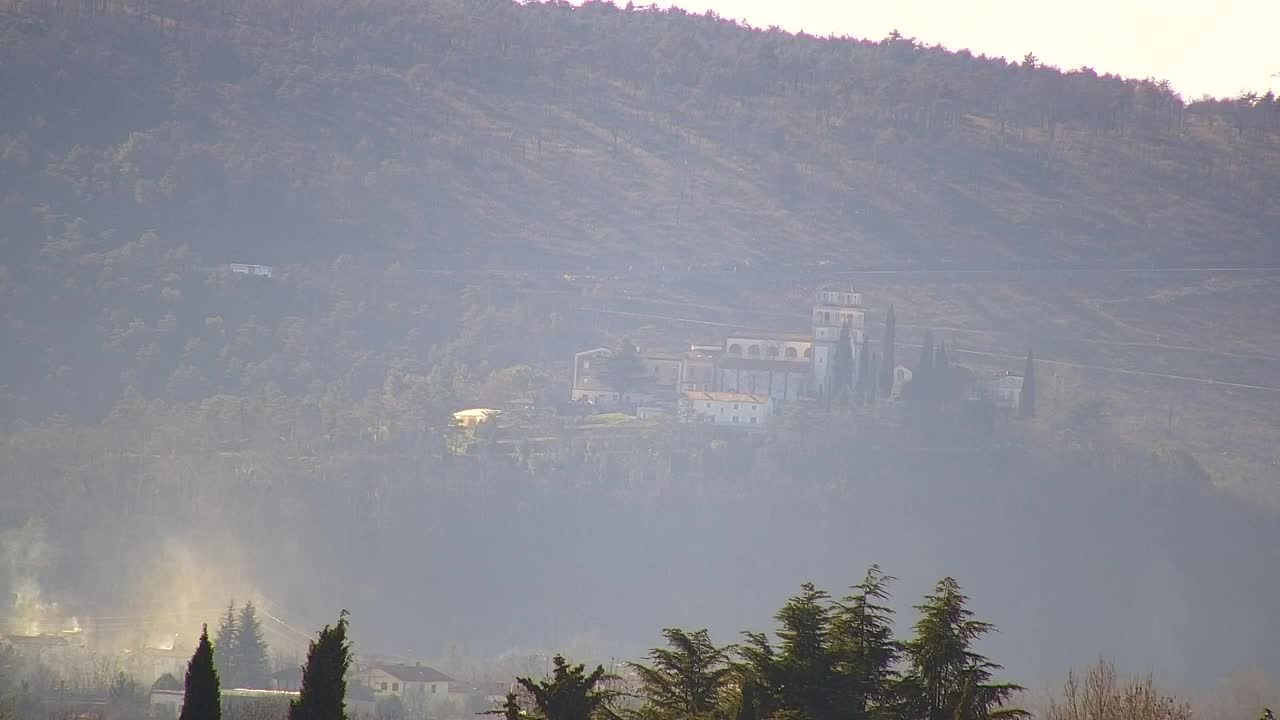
[570,286,868,411]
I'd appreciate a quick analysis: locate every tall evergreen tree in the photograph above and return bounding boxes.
[879,306,897,397]
[214,601,238,688]
[829,567,900,720]
[854,337,872,405]
[933,342,950,403]
[918,331,934,376]
[601,337,648,401]
[830,323,854,404]
[1018,352,1036,419]
[774,583,834,720]
[517,655,612,720]
[180,625,221,720]
[629,628,732,720]
[900,579,1026,720]
[235,602,270,689]
[289,611,352,720]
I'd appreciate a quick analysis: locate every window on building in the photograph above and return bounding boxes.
[729,344,742,355]
[748,345,761,356]
[733,416,739,423]
[751,417,757,424]
[804,348,812,358]
[392,683,399,692]
[581,375,589,383]
[733,403,739,409]
[823,311,831,323]
[582,360,590,368]
[706,403,711,408]
[431,685,438,694]
[767,345,779,357]
[785,347,798,359]
[380,683,388,691]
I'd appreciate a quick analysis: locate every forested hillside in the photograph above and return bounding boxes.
[3,0,1280,692]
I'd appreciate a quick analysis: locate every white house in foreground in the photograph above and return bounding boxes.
[681,391,773,428]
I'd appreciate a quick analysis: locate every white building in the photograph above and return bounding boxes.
[810,287,865,398]
[362,664,460,715]
[229,263,274,278]
[681,391,773,428]
[982,373,1025,410]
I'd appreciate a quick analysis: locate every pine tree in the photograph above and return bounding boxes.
[733,679,758,720]
[214,601,238,689]
[829,567,900,720]
[879,306,896,398]
[235,602,270,689]
[1018,352,1036,419]
[289,611,352,720]
[774,583,834,720]
[517,655,612,720]
[900,578,1026,720]
[629,628,732,720]
[501,694,522,720]
[180,625,221,720]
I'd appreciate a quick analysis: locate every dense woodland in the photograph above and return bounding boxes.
[3,0,1280,709]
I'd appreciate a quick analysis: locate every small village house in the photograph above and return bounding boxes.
[681,391,773,427]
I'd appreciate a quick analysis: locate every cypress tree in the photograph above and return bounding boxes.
[235,602,270,689]
[180,626,221,720]
[934,342,950,402]
[1019,352,1036,419]
[855,336,872,404]
[214,601,237,688]
[289,611,352,720]
[879,306,896,397]
[830,322,855,404]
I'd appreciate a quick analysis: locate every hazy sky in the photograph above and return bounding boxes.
[654,0,1277,99]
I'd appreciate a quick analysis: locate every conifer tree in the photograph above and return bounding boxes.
[629,628,732,720]
[289,611,352,720]
[501,694,522,720]
[933,342,950,403]
[879,306,896,398]
[829,567,900,720]
[830,323,854,404]
[773,583,834,720]
[235,602,270,689]
[900,579,1026,720]
[180,625,221,720]
[517,655,612,720]
[214,601,238,688]
[1019,352,1036,419]
[854,337,872,404]
[486,693,522,720]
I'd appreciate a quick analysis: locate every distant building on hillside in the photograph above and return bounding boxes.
[570,287,867,408]
[976,372,1025,410]
[681,391,773,428]
[229,263,273,278]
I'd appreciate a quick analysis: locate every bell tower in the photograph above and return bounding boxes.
[810,286,866,396]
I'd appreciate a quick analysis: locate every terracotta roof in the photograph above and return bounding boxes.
[719,357,811,372]
[683,391,770,403]
[373,664,453,683]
